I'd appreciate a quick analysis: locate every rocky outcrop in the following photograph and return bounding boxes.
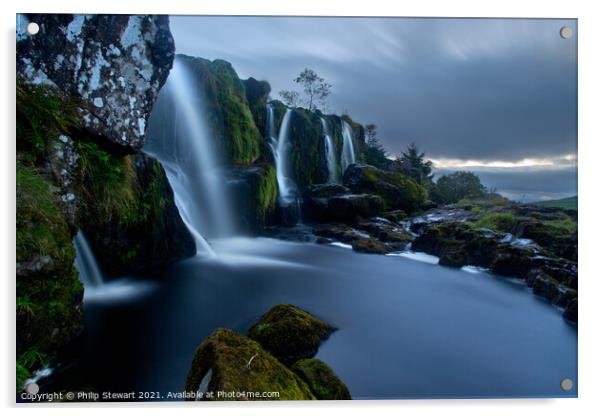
[17,14,174,151]
[343,164,427,213]
[248,304,334,366]
[292,359,351,400]
[303,184,385,224]
[184,328,315,400]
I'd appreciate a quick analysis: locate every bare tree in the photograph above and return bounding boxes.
[278,90,300,107]
[294,68,332,111]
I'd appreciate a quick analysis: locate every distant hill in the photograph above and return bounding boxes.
[533,196,577,210]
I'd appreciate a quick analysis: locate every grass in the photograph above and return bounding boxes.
[533,196,577,210]
[473,212,516,233]
[542,216,577,234]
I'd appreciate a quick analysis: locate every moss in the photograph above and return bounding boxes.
[292,359,351,400]
[16,80,80,166]
[473,212,516,233]
[256,165,278,223]
[248,304,334,366]
[243,77,271,136]
[16,162,84,381]
[185,328,315,400]
[542,216,577,234]
[343,164,427,213]
[179,55,263,165]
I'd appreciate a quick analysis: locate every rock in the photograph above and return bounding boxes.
[16,255,53,277]
[563,298,578,324]
[489,246,536,278]
[351,237,393,254]
[343,164,426,213]
[243,77,271,135]
[355,218,413,250]
[438,244,468,268]
[292,359,351,400]
[17,14,174,151]
[248,304,334,366]
[303,191,385,224]
[305,183,350,198]
[185,328,315,400]
[554,287,577,308]
[532,275,561,302]
[313,223,365,244]
[383,210,407,223]
[515,219,577,261]
[80,154,196,276]
[229,164,278,232]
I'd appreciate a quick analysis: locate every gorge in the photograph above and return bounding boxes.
[16,15,577,400]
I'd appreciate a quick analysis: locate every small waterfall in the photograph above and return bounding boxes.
[341,121,356,174]
[73,231,103,287]
[321,118,338,183]
[145,57,236,255]
[267,106,297,207]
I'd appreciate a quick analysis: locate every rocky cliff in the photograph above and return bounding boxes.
[16,14,193,387]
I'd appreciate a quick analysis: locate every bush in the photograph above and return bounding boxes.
[473,212,516,233]
[430,171,487,205]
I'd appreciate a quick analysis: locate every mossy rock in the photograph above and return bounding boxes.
[248,304,334,366]
[292,359,351,400]
[351,237,393,254]
[16,162,84,384]
[343,164,427,213]
[243,77,271,138]
[563,298,577,324]
[178,54,263,165]
[185,328,315,400]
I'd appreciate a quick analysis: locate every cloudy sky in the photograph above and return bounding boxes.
[170,16,577,202]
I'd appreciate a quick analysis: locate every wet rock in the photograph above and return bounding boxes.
[16,255,53,277]
[185,328,315,400]
[303,191,385,224]
[343,164,426,212]
[563,298,578,324]
[383,210,407,223]
[248,304,334,366]
[305,183,350,198]
[351,237,393,254]
[292,359,351,400]
[17,14,174,151]
[355,218,413,250]
[229,164,278,232]
[489,246,536,278]
[532,275,561,302]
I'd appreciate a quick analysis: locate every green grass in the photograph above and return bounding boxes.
[533,196,577,210]
[542,216,577,234]
[473,212,516,233]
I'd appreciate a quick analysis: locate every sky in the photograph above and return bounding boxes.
[170,16,577,202]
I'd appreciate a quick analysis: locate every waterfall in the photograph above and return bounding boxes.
[267,105,297,207]
[145,57,236,255]
[321,118,338,183]
[73,231,103,287]
[341,121,356,174]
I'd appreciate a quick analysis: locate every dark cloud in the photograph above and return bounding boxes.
[170,16,577,200]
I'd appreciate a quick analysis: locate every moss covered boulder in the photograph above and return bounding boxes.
[292,359,351,400]
[229,164,278,232]
[243,77,271,138]
[248,304,334,366]
[343,164,427,213]
[185,328,315,401]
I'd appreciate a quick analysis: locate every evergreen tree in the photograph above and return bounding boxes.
[395,143,433,186]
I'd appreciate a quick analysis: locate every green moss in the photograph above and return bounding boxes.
[16,162,84,381]
[256,165,278,223]
[292,359,351,400]
[243,77,271,136]
[75,140,138,223]
[288,108,325,187]
[542,216,577,234]
[180,55,263,165]
[248,304,334,366]
[473,212,516,233]
[16,80,80,166]
[185,328,315,400]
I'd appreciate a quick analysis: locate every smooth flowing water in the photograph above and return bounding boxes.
[342,121,356,173]
[321,118,338,183]
[68,237,576,399]
[145,57,234,250]
[267,106,297,207]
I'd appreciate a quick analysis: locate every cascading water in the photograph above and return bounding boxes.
[341,121,356,174]
[145,57,236,255]
[73,231,104,287]
[321,118,338,183]
[267,105,297,206]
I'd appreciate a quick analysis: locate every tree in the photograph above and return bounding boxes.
[294,68,332,111]
[430,171,487,205]
[394,143,433,186]
[278,90,300,107]
[363,124,389,170]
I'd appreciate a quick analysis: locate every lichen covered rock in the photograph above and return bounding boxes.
[185,328,315,400]
[292,359,351,400]
[248,304,334,366]
[17,14,175,151]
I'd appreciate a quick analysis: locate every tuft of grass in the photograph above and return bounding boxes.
[473,212,516,233]
[543,216,577,234]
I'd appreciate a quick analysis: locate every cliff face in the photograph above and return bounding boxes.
[17,14,174,151]
[16,14,193,387]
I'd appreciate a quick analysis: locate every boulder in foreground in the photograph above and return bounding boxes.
[292,358,351,400]
[248,304,334,366]
[185,328,315,400]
